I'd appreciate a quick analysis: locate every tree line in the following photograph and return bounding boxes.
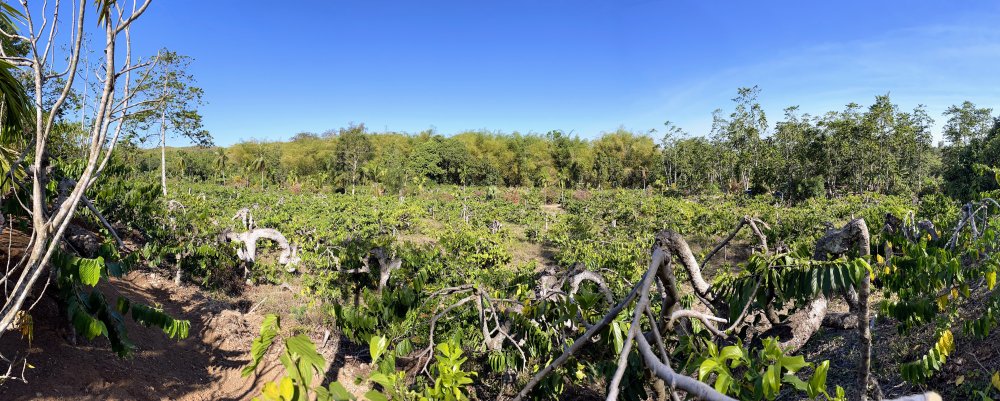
[140,87,1000,202]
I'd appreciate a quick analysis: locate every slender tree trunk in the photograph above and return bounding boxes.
[352,158,357,195]
[159,79,169,197]
[858,270,872,401]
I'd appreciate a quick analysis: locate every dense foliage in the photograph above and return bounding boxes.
[139,90,998,203]
[119,175,993,400]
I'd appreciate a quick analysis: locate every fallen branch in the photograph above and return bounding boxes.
[701,215,770,268]
[57,179,124,250]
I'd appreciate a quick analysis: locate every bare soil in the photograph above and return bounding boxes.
[0,268,369,401]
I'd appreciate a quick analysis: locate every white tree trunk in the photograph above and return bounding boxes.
[159,79,169,197]
[0,0,155,338]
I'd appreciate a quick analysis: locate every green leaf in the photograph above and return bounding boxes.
[279,377,295,400]
[78,256,105,287]
[131,303,189,340]
[719,345,744,364]
[699,358,718,381]
[363,390,388,401]
[782,373,810,392]
[106,261,125,278]
[779,355,809,373]
[611,321,624,354]
[369,335,388,363]
[763,364,780,400]
[394,338,413,357]
[286,334,326,375]
[242,314,280,377]
[262,381,280,400]
[70,304,108,340]
[808,360,830,398]
[714,370,732,394]
[328,382,356,401]
[369,372,395,389]
[115,296,131,315]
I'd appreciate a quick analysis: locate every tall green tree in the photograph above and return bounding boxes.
[943,101,994,146]
[214,148,229,184]
[332,123,374,195]
[941,101,998,200]
[713,86,768,191]
[142,49,211,196]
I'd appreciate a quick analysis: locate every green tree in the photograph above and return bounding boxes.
[332,123,374,195]
[714,86,768,191]
[250,155,267,188]
[592,129,660,189]
[141,49,211,196]
[215,148,229,184]
[943,101,994,146]
[941,101,999,200]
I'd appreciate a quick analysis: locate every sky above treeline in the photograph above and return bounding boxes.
[129,0,1000,146]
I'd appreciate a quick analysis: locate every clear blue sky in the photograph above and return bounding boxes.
[129,1,1000,146]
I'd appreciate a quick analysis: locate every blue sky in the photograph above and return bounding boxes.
[128,1,1000,146]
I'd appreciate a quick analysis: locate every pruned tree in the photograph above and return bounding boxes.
[498,218,934,401]
[222,208,299,279]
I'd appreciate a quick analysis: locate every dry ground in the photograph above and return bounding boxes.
[0,257,371,400]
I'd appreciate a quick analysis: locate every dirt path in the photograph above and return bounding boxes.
[0,270,362,401]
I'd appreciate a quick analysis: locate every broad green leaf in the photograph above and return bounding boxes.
[71,306,108,340]
[779,355,809,373]
[286,334,326,374]
[809,360,830,398]
[279,377,295,400]
[782,373,809,392]
[763,364,780,400]
[242,314,280,377]
[363,390,388,401]
[369,372,395,389]
[714,370,732,394]
[115,296,130,314]
[262,381,281,400]
[369,335,388,363]
[328,382,355,401]
[611,321,624,354]
[699,358,718,381]
[857,258,873,281]
[78,256,104,287]
[719,345,743,364]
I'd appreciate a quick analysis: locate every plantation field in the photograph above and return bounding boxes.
[4,180,993,400]
[5,2,1000,401]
